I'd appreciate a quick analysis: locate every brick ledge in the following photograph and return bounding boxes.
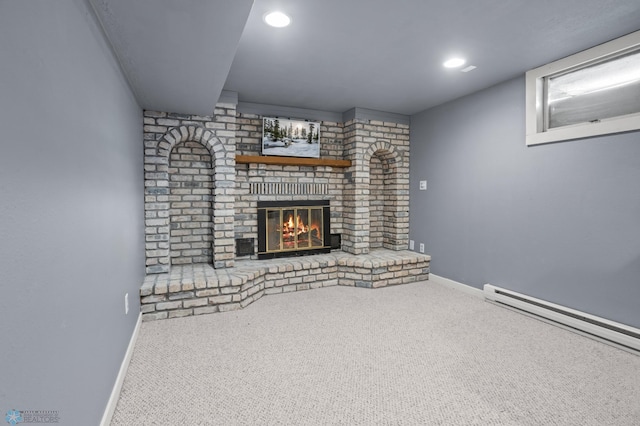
[140,249,430,321]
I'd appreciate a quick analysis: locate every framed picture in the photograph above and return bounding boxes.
[262,117,321,158]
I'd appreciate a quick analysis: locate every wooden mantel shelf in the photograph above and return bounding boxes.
[236,155,351,168]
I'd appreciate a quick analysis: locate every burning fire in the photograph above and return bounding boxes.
[284,214,308,235]
[283,214,320,237]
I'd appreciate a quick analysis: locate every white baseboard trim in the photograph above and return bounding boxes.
[429,274,484,298]
[100,313,142,426]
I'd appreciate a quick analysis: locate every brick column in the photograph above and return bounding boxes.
[342,119,370,255]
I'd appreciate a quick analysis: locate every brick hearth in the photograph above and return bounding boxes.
[141,249,430,321]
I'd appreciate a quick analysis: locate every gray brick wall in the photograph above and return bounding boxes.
[370,155,385,248]
[143,107,410,272]
[169,141,213,265]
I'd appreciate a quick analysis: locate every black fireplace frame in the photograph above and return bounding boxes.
[257,200,331,259]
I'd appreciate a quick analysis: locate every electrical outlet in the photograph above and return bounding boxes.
[125,293,129,315]
[419,243,425,253]
[419,180,427,190]
[409,240,415,250]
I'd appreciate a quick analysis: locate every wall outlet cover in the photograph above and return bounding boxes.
[419,180,427,190]
[419,243,425,253]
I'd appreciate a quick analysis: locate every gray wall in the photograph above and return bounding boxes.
[0,1,144,424]
[410,77,640,328]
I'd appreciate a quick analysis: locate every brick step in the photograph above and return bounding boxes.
[140,249,430,321]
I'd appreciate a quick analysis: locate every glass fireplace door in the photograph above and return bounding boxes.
[257,200,330,259]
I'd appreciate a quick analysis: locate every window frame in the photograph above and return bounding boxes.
[526,30,640,146]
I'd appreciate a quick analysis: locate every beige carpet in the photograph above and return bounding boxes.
[111,281,640,425]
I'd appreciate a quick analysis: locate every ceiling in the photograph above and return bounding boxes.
[89,0,253,115]
[93,0,640,117]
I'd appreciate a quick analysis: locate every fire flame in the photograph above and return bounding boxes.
[284,214,309,235]
[278,211,322,249]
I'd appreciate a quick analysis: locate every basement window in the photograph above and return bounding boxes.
[526,30,640,146]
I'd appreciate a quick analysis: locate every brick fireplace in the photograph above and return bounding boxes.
[140,97,430,320]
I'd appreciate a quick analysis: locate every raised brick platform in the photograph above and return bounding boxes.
[140,249,430,321]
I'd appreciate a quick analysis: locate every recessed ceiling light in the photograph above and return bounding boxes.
[443,58,466,68]
[264,11,291,28]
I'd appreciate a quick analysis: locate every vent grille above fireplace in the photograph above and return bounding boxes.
[257,200,331,259]
[250,182,328,195]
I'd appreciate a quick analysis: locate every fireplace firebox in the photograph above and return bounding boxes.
[257,200,331,259]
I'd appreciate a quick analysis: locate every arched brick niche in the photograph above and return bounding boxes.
[342,118,410,255]
[364,142,409,251]
[169,140,213,265]
[144,125,235,273]
[369,153,395,249]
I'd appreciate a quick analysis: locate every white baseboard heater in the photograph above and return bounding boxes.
[484,284,640,353]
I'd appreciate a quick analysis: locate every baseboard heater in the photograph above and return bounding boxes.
[483,284,640,353]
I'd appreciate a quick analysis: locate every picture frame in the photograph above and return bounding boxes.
[262,117,321,158]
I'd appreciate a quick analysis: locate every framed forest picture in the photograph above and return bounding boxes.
[262,117,321,158]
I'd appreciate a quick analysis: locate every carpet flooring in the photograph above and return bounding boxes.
[111,280,640,425]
